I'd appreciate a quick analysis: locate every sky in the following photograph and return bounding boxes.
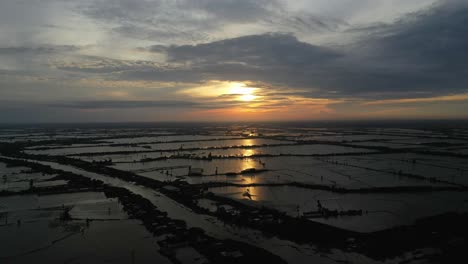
[0,0,467,122]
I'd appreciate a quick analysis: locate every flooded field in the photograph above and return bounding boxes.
[0,192,170,264]
[209,186,468,232]
[1,122,468,263]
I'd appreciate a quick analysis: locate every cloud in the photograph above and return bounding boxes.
[363,93,468,105]
[78,0,344,43]
[58,0,468,101]
[1,0,467,122]
[129,1,468,99]
[52,55,171,74]
[185,0,280,23]
[0,45,80,55]
[79,0,275,43]
[163,33,341,65]
[49,100,199,109]
[335,0,468,96]
[117,33,343,88]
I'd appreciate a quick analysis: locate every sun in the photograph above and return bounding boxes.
[181,81,259,102]
[240,94,256,101]
[228,82,257,101]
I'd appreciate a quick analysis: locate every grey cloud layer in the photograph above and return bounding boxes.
[50,100,199,109]
[1,0,467,118]
[0,45,80,55]
[80,0,345,43]
[129,0,468,99]
[163,34,340,65]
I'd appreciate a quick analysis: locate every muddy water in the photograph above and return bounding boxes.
[0,192,170,264]
[210,185,468,232]
[2,156,382,264]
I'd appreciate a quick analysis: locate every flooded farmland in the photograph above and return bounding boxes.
[1,122,468,263]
